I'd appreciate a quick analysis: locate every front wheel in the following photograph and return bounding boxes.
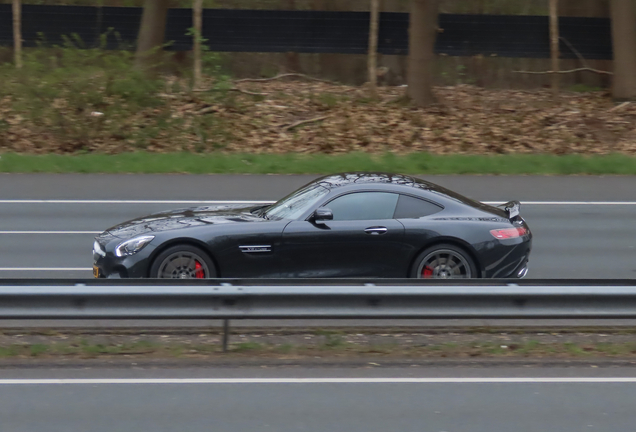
[149,245,217,279]
[410,244,477,279]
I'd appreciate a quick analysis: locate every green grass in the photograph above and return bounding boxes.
[233,342,264,352]
[321,335,347,349]
[2,152,636,175]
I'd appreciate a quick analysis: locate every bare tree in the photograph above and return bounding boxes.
[407,0,440,106]
[12,0,22,69]
[610,0,636,100]
[368,0,380,97]
[193,0,203,89]
[135,0,171,71]
[549,0,560,97]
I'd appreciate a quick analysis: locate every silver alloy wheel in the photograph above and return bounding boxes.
[156,251,210,279]
[416,249,472,279]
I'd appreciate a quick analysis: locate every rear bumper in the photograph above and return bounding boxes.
[481,236,532,279]
[511,256,529,278]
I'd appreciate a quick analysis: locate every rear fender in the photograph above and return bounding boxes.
[409,237,484,278]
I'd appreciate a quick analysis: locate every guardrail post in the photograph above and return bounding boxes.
[222,319,230,352]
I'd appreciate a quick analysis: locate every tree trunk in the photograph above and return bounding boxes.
[407,0,440,106]
[283,0,301,72]
[193,0,203,89]
[549,0,560,97]
[368,0,380,97]
[12,0,22,69]
[135,0,171,71]
[610,0,636,100]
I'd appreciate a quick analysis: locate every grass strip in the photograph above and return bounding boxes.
[1,152,636,175]
[3,340,636,360]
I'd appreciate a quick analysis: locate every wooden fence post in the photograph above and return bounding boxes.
[549,0,560,97]
[368,0,380,97]
[13,0,22,69]
[193,0,203,90]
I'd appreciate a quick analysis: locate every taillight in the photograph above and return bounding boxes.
[490,227,527,239]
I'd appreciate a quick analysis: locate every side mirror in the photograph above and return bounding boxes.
[313,208,333,224]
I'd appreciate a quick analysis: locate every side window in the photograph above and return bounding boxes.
[394,195,443,219]
[326,192,399,221]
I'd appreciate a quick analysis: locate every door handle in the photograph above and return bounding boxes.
[365,227,388,235]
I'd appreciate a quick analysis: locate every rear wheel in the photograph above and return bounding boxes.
[150,245,216,279]
[410,244,477,279]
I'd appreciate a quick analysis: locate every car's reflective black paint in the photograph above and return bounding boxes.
[93,173,532,279]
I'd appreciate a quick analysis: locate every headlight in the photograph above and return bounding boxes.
[115,236,155,257]
[93,241,106,257]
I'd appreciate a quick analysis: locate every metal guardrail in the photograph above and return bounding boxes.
[2,279,636,320]
[2,279,636,350]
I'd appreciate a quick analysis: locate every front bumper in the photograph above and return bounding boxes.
[93,240,156,278]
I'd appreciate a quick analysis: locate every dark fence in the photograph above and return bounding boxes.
[0,5,614,59]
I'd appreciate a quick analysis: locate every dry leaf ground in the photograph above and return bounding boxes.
[1,79,635,156]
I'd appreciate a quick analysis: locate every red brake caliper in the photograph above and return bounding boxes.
[422,266,434,278]
[194,261,205,279]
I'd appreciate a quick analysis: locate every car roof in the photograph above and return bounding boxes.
[315,172,415,189]
[314,172,444,191]
[311,172,497,213]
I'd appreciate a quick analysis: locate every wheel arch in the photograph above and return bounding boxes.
[408,237,483,278]
[147,238,221,278]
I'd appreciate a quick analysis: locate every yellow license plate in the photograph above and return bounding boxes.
[93,266,100,278]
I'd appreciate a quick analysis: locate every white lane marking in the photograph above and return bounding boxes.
[0,200,274,204]
[1,378,636,385]
[0,268,90,271]
[1,200,636,205]
[0,231,100,234]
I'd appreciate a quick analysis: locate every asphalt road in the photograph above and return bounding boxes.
[1,173,635,279]
[2,367,636,432]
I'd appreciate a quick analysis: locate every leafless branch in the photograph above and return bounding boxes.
[559,37,589,68]
[235,73,341,85]
[513,68,614,76]
[197,106,218,115]
[230,88,269,96]
[609,102,631,112]
[282,116,329,131]
[193,88,269,96]
[515,37,612,77]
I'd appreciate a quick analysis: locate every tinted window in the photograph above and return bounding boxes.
[394,195,443,219]
[326,192,399,221]
[266,183,330,220]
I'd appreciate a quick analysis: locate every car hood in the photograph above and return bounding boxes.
[99,204,267,240]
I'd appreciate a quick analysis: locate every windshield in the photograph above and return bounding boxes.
[265,183,329,220]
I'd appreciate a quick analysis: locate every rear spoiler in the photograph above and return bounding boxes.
[499,200,521,219]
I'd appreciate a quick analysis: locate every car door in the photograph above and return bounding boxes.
[280,191,407,278]
[206,219,291,278]
[393,193,446,260]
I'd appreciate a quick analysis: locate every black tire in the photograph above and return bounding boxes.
[149,244,217,279]
[410,243,477,279]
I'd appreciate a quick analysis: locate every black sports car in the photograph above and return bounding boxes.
[93,172,532,279]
